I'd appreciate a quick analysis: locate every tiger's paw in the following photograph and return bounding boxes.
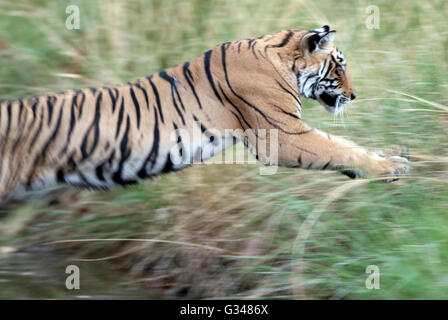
[338,146,410,181]
[377,155,410,182]
[341,150,410,182]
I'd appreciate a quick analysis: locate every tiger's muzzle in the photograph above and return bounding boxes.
[318,92,351,114]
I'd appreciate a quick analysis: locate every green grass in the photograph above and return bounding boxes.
[1,0,448,299]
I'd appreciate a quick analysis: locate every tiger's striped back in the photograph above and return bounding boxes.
[0,52,243,199]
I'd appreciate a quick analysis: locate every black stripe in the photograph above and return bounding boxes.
[229,110,244,129]
[173,122,180,142]
[5,101,12,137]
[322,61,333,81]
[247,39,255,49]
[204,50,224,105]
[26,99,39,131]
[77,90,86,118]
[172,122,184,158]
[183,62,203,109]
[94,148,115,184]
[147,76,165,124]
[129,85,142,129]
[218,83,252,131]
[269,31,294,48]
[47,96,56,126]
[113,116,136,185]
[135,82,150,110]
[270,103,300,120]
[192,114,207,133]
[159,71,186,125]
[192,114,218,145]
[108,87,119,113]
[319,59,328,76]
[107,150,116,166]
[331,54,341,70]
[17,100,24,126]
[137,107,160,178]
[95,163,106,182]
[275,80,302,107]
[80,92,102,160]
[58,94,77,156]
[251,44,259,60]
[56,168,65,183]
[173,84,186,111]
[161,155,174,174]
[115,97,125,139]
[28,112,44,153]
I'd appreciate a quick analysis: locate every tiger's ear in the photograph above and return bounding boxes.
[307,25,336,53]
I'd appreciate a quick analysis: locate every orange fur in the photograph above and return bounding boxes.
[0,27,409,201]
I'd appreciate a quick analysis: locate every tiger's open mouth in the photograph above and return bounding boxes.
[318,92,349,115]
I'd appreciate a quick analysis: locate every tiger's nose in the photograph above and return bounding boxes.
[350,93,357,100]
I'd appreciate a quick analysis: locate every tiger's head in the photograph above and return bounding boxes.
[294,25,357,114]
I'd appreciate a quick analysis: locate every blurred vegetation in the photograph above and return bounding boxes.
[0,0,448,299]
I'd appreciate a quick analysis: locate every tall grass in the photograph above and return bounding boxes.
[0,0,447,299]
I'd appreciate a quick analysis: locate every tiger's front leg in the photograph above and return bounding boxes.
[262,121,410,180]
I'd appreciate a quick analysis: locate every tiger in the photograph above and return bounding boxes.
[0,25,409,202]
